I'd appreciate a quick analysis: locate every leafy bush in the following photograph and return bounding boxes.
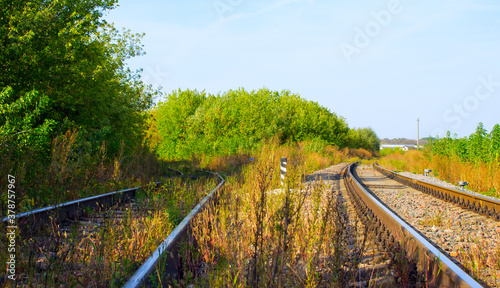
[380,147,403,157]
[0,0,163,214]
[430,123,500,163]
[148,88,379,161]
[348,127,381,152]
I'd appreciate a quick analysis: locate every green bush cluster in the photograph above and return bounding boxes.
[429,123,500,163]
[348,127,381,152]
[380,147,403,157]
[0,0,158,160]
[148,88,379,160]
[0,0,162,212]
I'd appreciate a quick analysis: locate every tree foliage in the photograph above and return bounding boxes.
[348,127,381,152]
[0,0,157,156]
[149,88,380,160]
[429,123,500,163]
[0,87,56,152]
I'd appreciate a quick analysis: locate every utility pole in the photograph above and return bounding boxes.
[417,118,420,149]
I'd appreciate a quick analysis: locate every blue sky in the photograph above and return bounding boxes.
[105,0,500,139]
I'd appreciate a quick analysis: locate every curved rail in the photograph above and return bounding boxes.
[123,172,225,288]
[344,162,482,288]
[374,162,500,221]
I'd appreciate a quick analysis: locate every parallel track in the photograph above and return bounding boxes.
[374,162,500,221]
[0,167,221,287]
[2,166,204,234]
[344,162,482,287]
[2,183,160,236]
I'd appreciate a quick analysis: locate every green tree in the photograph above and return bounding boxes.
[468,123,487,162]
[155,89,207,159]
[489,124,500,162]
[348,127,380,152]
[0,0,157,155]
[430,123,500,163]
[0,87,56,152]
[151,88,351,160]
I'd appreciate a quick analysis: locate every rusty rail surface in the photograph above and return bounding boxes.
[344,162,482,288]
[374,162,500,221]
[123,172,225,288]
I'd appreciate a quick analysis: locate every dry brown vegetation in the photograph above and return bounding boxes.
[379,149,500,198]
[197,139,375,176]
[0,176,217,287]
[0,129,169,217]
[153,140,391,287]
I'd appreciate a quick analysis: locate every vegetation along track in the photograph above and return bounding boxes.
[0,167,222,287]
[123,171,225,287]
[353,163,499,287]
[374,162,500,221]
[147,163,428,287]
[305,164,408,287]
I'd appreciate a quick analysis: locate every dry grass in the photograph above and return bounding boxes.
[0,176,216,287]
[195,140,375,177]
[379,150,500,198]
[418,211,447,227]
[157,139,381,287]
[0,129,169,217]
[200,154,253,174]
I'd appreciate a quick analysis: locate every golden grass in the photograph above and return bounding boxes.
[159,139,382,287]
[196,139,375,177]
[379,150,500,197]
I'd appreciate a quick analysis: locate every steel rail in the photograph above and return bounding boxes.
[344,162,483,288]
[167,167,184,176]
[374,162,500,221]
[2,182,161,235]
[123,172,225,288]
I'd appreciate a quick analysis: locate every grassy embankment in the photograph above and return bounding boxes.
[379,149,500,198]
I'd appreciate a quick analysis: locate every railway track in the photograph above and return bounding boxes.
[374,162,500,221]
[139,163,407,287]
[1,167,222,287]
[347,162,496,287]
[314,164,398,287]
[6,161,495,287]
[120,161,494,287]
[1,167,189,237]
[137,162,482,287]
[124,171,225,287]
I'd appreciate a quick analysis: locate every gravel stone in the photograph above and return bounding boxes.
[357,165,500,287]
